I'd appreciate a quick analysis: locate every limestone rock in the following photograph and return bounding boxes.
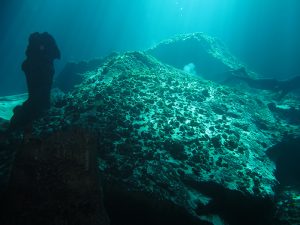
[26,51,295,224]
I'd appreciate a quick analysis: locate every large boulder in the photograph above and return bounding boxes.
[0,51,299,225]
[147,32,253,82]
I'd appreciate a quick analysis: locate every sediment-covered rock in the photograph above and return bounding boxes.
[0,51,299,225]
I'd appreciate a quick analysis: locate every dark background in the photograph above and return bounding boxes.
[0,0,300,95]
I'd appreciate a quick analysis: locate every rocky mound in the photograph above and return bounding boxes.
[0,51,299,225]
[55,33,252,94]
[147,32,253,82]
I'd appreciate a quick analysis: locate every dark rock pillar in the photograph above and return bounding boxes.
[10,32,60,129]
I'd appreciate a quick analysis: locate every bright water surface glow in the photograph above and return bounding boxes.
[0,0,299,95]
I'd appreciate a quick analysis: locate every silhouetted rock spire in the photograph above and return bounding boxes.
[9,32,60,130]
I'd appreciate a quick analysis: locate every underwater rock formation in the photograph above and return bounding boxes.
[0,51,299,224]
[56,33,252,94]
[9,32,60,130]
[0,89,64,129]
[147,32,252,82]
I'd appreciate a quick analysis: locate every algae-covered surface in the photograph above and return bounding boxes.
[0,41,299,224]
[20,51,297,224]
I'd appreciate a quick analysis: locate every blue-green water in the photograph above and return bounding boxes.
[0,0,300,95]
[1,2,300,224]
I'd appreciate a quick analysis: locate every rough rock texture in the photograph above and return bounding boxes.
[17,52,297,223]
[1,128,109,225]
[147,32,254,82]
[0,51,299,224]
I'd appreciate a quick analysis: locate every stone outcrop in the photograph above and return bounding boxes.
[56,33,253,94]
[9,32,60,130]
[0,51,299,224]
